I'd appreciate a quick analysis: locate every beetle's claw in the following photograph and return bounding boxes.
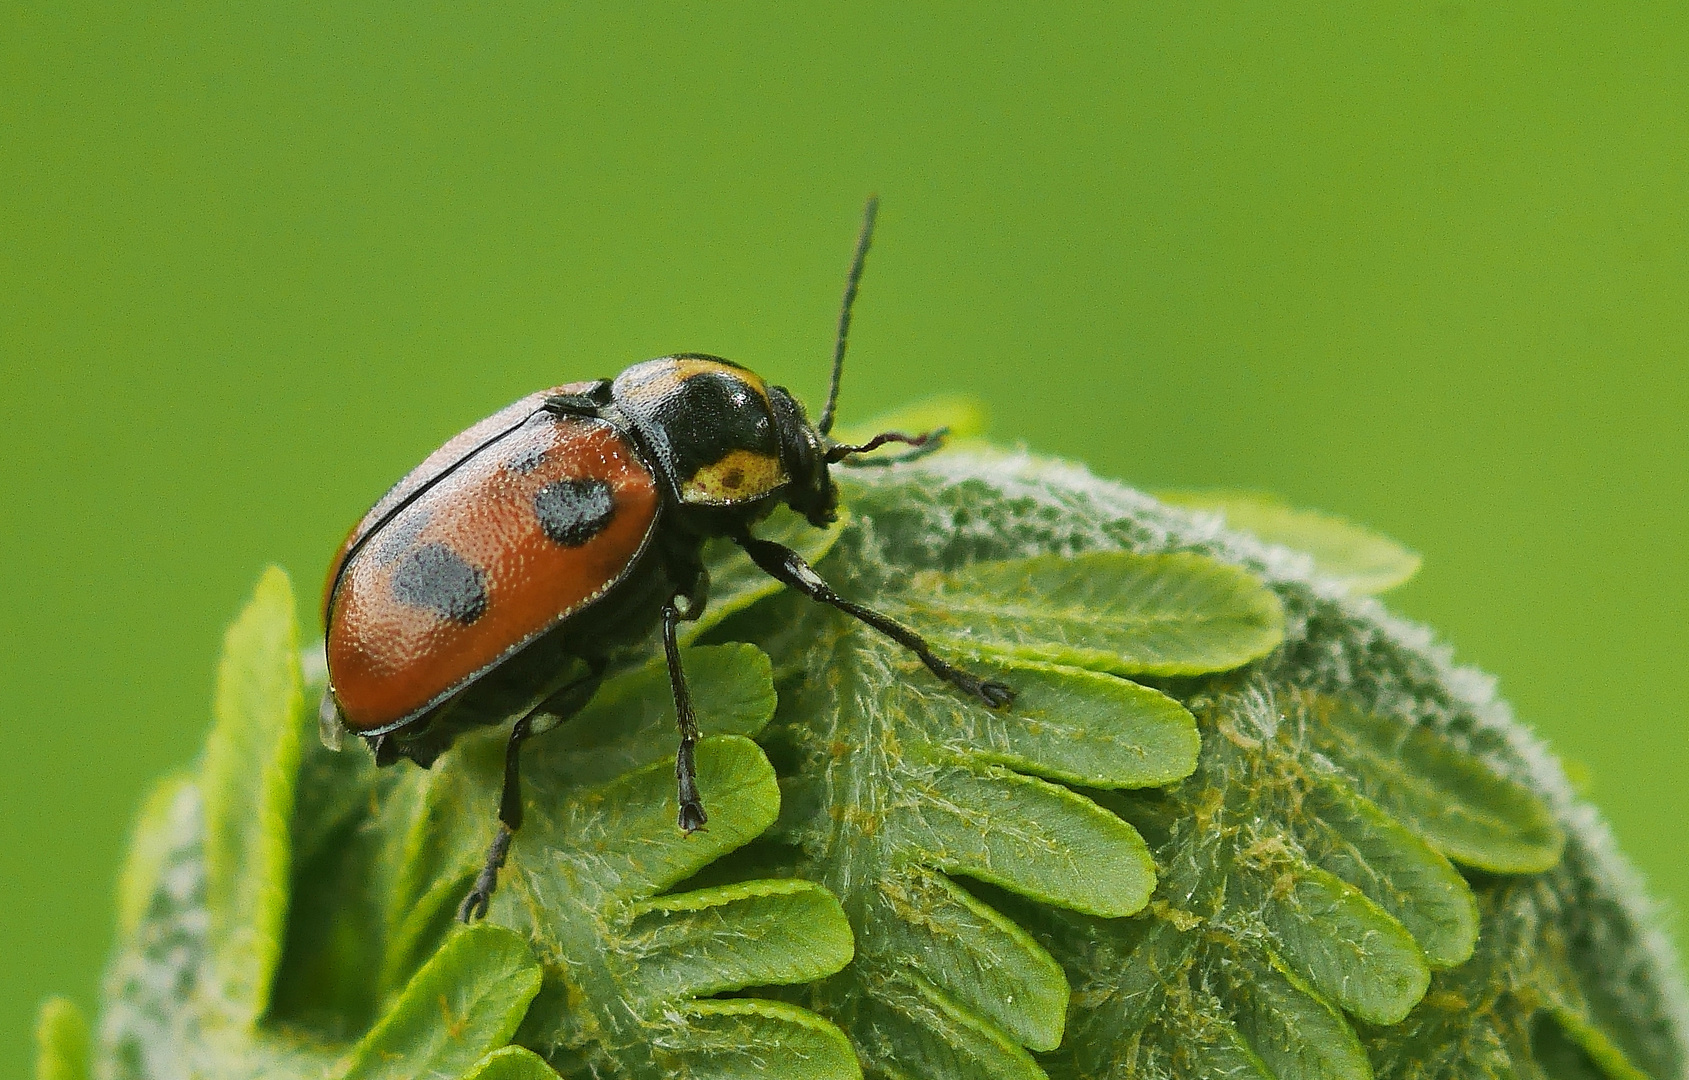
[951,669,1016,709]
[458,887,491,923]
[678,801,708,833]
[979,680,1016,709]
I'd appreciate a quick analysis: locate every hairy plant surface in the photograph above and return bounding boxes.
[39,444,1687,1080]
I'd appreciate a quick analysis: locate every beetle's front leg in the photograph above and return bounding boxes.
[736,533,1015,708]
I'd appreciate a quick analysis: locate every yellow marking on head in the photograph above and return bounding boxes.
[681,448,787,505]
[616,356,769,408]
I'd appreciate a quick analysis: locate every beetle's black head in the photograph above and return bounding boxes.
[767,384,838,527]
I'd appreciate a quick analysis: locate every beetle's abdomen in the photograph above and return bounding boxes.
[325,411,659,732]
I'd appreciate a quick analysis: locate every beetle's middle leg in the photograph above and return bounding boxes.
[662,586,709,833]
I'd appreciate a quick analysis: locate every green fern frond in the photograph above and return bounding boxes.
[1156,490,1422,596]
[696,544,1281,1077]
[95,569,857,1080]
[812,451,1683,1079]
[48,444,1687,1080]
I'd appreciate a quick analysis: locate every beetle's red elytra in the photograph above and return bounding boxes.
[326,404,659,729]
[319,200,1014,921]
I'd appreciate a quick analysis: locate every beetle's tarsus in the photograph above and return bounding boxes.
[678,800,708,832]
[952,676,1013,709]
[675,735,707,832]
[458,823,513,922]
[982,681,1015,707]
[457,887,490,923]
[931,662,1017,709]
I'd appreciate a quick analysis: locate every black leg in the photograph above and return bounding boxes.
[457,667,604,923]
[458,712,533,922]
[736,534,1015,708]
[662,598,709,832]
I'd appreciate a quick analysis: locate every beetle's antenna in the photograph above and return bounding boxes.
[818,196,878,436]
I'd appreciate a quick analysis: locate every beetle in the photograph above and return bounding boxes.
[319,199,1013,921]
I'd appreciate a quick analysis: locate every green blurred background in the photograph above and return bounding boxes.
[4,3,1686,1071]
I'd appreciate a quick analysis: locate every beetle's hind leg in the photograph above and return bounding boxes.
[458,714,531,923]
[735,534,1015,708]
[458,666,605,923]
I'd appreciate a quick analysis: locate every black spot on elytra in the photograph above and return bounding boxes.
[366,509,431,568]
[534,478,615,546]
[390,542,488,624]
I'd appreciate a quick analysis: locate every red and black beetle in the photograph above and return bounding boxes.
[319,200,1013,920]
